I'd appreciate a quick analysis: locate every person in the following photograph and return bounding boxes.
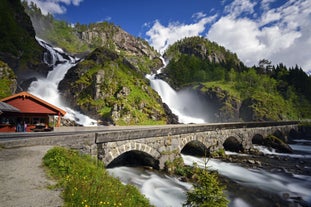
[23,122,27,132]
[16,122,22,132]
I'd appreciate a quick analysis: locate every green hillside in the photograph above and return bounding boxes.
[163,37,311,121]
[58,47,168,125]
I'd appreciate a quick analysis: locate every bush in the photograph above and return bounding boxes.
[183,163,228,207]
[43,147,152,207]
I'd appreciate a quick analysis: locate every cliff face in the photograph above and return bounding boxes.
[0,0,50,90]
[75,23,162,74]
[58,47,170,125]
[190,84,241,122]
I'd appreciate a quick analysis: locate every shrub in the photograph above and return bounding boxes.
[183,163,228,207]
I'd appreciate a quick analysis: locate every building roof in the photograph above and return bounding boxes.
[0,102,20,113]
[0,92,66,116]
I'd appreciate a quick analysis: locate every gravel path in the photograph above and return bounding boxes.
[0,146,63,207]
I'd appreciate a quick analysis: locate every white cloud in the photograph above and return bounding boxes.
[207,0,311,71]
[145,0,311,72]
[146,15,216,54]
[192,12,206,20]
[208,16,265,65]
[224,0,256,17]
[25,0,83,15]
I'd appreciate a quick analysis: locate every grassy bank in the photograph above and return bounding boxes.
[43,147,152,207]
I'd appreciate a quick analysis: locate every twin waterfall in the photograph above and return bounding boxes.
[30,38,208,125]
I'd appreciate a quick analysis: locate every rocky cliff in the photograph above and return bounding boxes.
[58,47,173,125]
[24,4,163,75]
[0,0,50,91]
[190,84,241,122]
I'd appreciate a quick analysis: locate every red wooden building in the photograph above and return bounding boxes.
[0,92,66,132]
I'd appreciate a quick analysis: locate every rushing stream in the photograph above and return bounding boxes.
[108,140,311,207]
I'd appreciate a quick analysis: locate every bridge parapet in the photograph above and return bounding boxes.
[95,121,298,143]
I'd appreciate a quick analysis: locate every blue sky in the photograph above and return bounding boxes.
[25,0,311,72]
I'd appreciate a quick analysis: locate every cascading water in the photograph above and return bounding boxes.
[146,57,209,124]
[28,37,97,126]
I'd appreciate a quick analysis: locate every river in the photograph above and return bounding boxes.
[107,139,311,207]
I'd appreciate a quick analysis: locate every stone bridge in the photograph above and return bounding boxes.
[95,121,298,169]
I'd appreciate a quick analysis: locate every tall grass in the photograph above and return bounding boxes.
[43,147,152,207]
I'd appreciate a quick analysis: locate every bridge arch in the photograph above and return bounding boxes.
[252,134,264,145]
[273,129,285,141]
[107,150,160,169]
[288,128,299,141]
[223,136,244,152]
[104,142,160,168]
[181,140,210,157]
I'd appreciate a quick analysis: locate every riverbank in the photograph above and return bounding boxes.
[0,146,63,207]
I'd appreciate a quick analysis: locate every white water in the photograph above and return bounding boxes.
[107,167,192,207]
[28,37,97,126]
[254,144,311,158]
[108,141,311,207]
[182,155,311,204]
[146,58,209,124]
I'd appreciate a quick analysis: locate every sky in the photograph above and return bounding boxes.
[25,0,311,73]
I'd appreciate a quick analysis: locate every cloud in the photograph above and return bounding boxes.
[207,16,265,65]
[224,0,256,18]
[146,15,216,54]
[25,0,83,15]
[207,0,311,71]
[145,0,311,72]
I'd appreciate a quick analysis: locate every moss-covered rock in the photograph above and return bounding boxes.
[191,83,241,122]
[263,135,293,153]
[59,47,168,125]
[0,61,16,99]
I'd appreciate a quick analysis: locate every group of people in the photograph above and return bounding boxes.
[16,121,27,132]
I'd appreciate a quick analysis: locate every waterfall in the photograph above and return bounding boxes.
[146,57,209,124]
[28,37,97,126]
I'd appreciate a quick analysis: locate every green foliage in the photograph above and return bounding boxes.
[164,36,245,87]
[0,61,16,99]
[210,149,227,158]
[0,0,43,66]
[43,147,152,207]
[184,163,228,207]
[163,36,311,121]
[70,48,167,125]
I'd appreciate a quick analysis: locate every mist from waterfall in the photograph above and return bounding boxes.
[28,37,97,126]
[146,57,209,124]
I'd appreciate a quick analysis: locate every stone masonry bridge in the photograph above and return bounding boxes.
[0,121,299,169]
[95,121,298,169]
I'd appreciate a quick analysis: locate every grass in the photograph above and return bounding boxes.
[43,147,152,207]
